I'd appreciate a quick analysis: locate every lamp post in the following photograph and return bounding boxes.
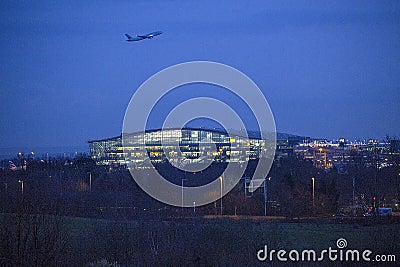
[89,172,92,192]
[220,175,223,215]
[311,177,315,208]
[264,177,272,217]
[352,176,356,216]
[18,179,24,197]
[397,172,400,198]
[397,173,400,198]
[181,176,187,212]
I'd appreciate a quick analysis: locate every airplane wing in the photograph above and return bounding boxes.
[125,34,144,42]
[138,31,163,39]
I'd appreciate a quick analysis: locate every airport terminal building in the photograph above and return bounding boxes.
[89,128,270,166]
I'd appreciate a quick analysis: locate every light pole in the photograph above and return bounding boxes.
[220,175,223,215]
[89,172,92,192]
[397,172,400,198]
[311,177,315,208]
[352,176,356,216]
[397,173,400,198]
[181,176,187,212]
[18,179,24,197]
[264,177,271,217]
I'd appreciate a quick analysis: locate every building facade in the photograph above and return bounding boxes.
[89,128,270,165]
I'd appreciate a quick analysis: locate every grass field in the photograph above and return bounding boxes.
[60,216,399,266]
[1,213,399,266]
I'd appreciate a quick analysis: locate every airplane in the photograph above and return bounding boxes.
[125,31,163,42]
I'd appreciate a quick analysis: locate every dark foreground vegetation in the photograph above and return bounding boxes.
[0,155,399,266]
[0,212,399,266]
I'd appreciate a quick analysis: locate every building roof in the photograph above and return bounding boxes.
[88,127,305,143]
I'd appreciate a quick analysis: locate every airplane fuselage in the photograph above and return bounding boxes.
[125,31,163,42]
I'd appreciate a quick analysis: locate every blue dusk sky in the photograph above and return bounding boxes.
[1,1,399,153]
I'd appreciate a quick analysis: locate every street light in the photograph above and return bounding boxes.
[181,176,187,211]
[220,175,223,215]
[18,179,24,196]
[352,176,356,216]
[311,177,315,208]
[89,172,92,192]
[264,177,272,217]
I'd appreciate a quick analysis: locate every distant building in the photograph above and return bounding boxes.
[89,128,272,165]
[339,138,346,148]
[288,136,310,147]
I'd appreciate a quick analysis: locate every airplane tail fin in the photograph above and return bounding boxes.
[125,34,133,40]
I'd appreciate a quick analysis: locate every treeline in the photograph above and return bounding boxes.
[1,155,399,220]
